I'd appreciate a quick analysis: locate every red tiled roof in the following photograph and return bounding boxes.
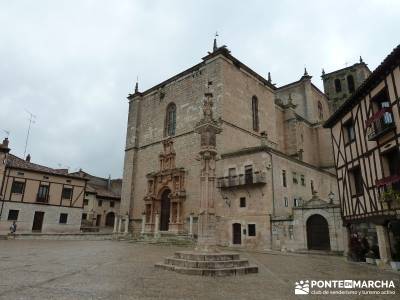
[6,154,83,179]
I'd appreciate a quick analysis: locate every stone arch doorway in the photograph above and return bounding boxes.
[307,214,331,250]
[232,223,242,245]
[105,212,115,227]
[160,189,171,231]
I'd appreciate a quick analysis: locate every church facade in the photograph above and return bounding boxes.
[121,44,344,251]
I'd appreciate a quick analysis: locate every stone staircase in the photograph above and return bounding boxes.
[155,251,258,276]
[131,233,195,246]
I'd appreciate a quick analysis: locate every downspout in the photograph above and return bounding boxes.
[267,148,275,249]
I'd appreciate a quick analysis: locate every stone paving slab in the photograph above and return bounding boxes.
[0,240,399,299]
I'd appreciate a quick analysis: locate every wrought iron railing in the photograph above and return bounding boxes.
[366,107,395,140]
[217,171,266,188]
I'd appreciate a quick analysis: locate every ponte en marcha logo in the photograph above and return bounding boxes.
[295,280,396,295]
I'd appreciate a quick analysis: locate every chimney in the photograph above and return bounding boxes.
[26,154,31,162]
[2,138,9,148]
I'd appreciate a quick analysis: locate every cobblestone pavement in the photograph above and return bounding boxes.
[0,240,399,300]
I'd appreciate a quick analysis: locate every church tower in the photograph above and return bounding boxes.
[321,57,371,111]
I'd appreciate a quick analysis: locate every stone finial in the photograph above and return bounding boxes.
[26,154,31,162]
[134,79,139,93]
[213,32,218,52]
[268,72,272,83]
[322,68,325,76]
[304,67,309,76]
[359,56,363,63]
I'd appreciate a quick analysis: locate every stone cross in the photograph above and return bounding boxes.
[194,91,222,251]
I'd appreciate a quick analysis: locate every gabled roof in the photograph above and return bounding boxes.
[71,170,121,199]
[324,44,400,128]
[6,154,84,180]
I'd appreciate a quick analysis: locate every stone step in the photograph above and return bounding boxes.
[165,257,249,269]
[155,263,258,276]
[174,251,240,261]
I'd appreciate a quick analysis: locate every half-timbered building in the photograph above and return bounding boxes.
[324,44,400,263]
[0,138,87,234]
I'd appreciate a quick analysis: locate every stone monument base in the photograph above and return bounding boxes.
[155,251,258,276]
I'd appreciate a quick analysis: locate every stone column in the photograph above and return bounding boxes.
[118,215,122,233]
[189,213,193,236]
[194,90,222,252]
[113,216,118,233]
[376,224,391,264]
[154,213,160,238]
[177,202,180,223]
[124,215,129,234]
[141,213,146,235]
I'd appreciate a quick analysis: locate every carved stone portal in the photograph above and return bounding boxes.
[143,138,186,233]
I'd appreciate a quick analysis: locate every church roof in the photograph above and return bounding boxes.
[324,44,400,128]
[129,46,277,98]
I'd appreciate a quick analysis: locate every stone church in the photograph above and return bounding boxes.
[120,41,345,252]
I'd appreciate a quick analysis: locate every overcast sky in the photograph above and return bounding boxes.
[0,0,399,178]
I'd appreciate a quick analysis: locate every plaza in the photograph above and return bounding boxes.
[0,240,399,299]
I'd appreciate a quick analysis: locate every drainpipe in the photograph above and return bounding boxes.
[267,148,275,249]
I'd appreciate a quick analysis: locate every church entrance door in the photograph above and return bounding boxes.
[160,189,171,231]
[307,214,331,250]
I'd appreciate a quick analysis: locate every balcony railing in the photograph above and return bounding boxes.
[376,174,400,202]
[366,107,395,141]
[217,171,267,188]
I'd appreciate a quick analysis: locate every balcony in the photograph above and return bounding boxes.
[366,107,395,141]
[217,171,267,188]
[376,175,400,202]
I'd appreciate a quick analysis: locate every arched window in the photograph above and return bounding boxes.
[165,103,176,136]
[318,101,323,120]
[252,96,259,131]
[334,79,342,93]
[347,75,355,93]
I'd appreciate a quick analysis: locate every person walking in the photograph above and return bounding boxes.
[9,221,17,239]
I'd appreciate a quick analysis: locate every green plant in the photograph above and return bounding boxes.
[381,188,400,203]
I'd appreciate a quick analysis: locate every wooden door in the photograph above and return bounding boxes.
[32,211,45,231]
[307,214,331,250]
[232,223,242,244]
[96,214,101,227]
[160,190,171,231]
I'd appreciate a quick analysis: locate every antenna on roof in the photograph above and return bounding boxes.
[23,109,36,158]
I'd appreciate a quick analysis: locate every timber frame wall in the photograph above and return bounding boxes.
[325,45,400,225]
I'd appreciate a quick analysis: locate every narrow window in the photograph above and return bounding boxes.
[334,78,342,92]
[59,213,68,224]
[347,75,355,93]
[165,103,176,136]
[311,180,314,193]
[244,165,253,184]
[7,210,19,221]
[248,224,256,236]
[82,213,87,220]
[37,185,49,202]
[318,101,323,120]
[293,197,299,207]
[284,197,288,207]
[61,187,73,200]
[282,170,287,187]
[98,200,103,207]
[300,175,305,186]
[110,201,115,208]
[11,181,25,194]
[343,119,356,144]
[83,199,89,206]
[349,166,363,196]
[228,167,236,185]
[292,172,298,184]
[252,96,259,131]
[240,197,246,208]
